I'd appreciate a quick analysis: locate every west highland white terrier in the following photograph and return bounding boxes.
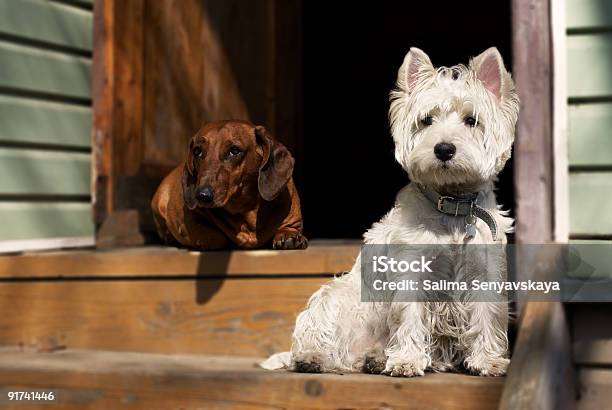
[262,47,519,377]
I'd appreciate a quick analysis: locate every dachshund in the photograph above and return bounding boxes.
[151,120,307,250]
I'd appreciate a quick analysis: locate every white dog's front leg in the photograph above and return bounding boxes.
[462,301,509,376]
[383,302,430,377]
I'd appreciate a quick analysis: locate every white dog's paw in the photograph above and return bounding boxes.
[464,356,509,377]
[382,356,427,377]
[360,348,387,374]
[291,351,326,373]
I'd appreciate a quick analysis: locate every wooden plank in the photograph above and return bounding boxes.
[567,0,612,30]
[577,368,612,410]
[512,0,554,244]
[0,242,359,278]
[0,202,93,241]
[92,0,144,231]
[553,0,569,242]
[569,103,612,166]
[0,41,91,99]
[0,0,92,51]
[499,302,574,410]
[0,148,90,195]
[0,96,91,148]
[572,304,612,365]
[570,172,612,235]
[0,348,504,410]
[568,34,612,98]
[0,278,324,357]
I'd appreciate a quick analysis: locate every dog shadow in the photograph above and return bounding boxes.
[194,250,232,305]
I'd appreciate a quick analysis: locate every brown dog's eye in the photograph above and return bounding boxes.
[464,116,477,127]
[192,146,203,159]
[228,146,242,157]
[421,116,433,126]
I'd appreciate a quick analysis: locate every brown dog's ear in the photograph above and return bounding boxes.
[255,125,294,201]
[182,138,198,210]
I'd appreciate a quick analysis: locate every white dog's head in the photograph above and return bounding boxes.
[389,47,519,191]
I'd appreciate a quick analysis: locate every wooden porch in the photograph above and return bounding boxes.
[0,242,598,409]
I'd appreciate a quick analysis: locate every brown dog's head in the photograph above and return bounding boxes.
[182,120,294,210]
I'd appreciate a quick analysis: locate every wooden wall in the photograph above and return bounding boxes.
[567,0,612,238]
[0,0,94,243]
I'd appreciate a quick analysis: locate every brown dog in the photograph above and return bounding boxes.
[151,120,307,250]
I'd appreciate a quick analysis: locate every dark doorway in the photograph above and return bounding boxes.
[301,1,514,239]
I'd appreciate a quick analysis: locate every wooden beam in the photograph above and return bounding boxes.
[0,277,325,356]
[0,348,505,410]
[499,302,575,410]
[92,0,145,226]
[0,243,359,278]
[551,0,569,242]
[512,0,554,245]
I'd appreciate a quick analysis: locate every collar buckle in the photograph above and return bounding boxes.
[436,196,454,213]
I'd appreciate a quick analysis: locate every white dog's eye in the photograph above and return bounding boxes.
[464,116,477,127]
[420,116,433,126]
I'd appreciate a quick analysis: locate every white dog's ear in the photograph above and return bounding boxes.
[470,47,511,102]
[398,47,434,93]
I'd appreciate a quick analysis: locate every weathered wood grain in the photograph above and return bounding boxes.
[0,243,359,278]
[0,277,325,356]
[499,302,575,410]
[92,0,145,230]
[512,0,554,245]
[142,0,250,170]
[0,348,504,410]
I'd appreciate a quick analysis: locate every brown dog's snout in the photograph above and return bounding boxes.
[196,186,214,204]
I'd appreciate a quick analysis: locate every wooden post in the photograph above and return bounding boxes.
[502,2,575,409]
[512,0,554,245]
[92,0,146,245]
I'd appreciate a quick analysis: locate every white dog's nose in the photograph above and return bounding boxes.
[434,143,456,162]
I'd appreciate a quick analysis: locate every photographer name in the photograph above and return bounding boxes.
[372,279,560,294]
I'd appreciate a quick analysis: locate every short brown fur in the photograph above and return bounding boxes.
[151,120,307,250]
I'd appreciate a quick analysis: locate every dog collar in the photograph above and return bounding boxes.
[417,184,498,241]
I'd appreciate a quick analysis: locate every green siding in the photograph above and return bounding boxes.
[0,96,91,148]
[568,103,612,167]
[0,0,93,51]
[567,34,612,98]
[567,0,612,30]
[569,173,612,236]
[0,1,93,244]
[0,149,90,196]
[0,41,91,99]
[566,2,612,239]
[0,202,93,240]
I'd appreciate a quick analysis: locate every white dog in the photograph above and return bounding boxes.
[262,47,519,377]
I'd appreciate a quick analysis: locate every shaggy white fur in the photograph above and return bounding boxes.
[261,47,519,377]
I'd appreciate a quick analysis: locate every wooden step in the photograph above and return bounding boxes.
[0,347,504,410]
[0,243,359,356]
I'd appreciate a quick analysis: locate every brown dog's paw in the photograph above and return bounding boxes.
[273,231,308,250]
